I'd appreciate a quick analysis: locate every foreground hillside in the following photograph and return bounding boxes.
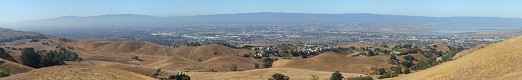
[393,35,522,80]
[0,58,34,75]
[187,68,365,80]
[1,66,155,80]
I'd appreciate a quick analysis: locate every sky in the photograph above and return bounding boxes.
[1,0,521,24]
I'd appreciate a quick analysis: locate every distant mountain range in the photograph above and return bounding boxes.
[3,12,522,29]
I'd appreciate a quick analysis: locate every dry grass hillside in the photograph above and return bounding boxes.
[186,68,366,80]
[452,44,490,59]
[65,61,159,77]
[65,41,253,60]
[147,56,200,70]
[281,52,393,74]
[201,56,260,71]
[392,35,522,80]
[0,28,47,39]
[1,66,155,80]
[429,43,450,52]
[147,55,259,72]
[0,58,34,75]
[92,41,172,55]
[169,44,253,60]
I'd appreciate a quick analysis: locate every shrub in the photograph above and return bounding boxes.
[411,58,438,70]
[255,63,260,69]
[330,71,344,80]
[403,68,411,74]
[230,64,238,71]
[345,76,373,80]
[389,55,397,60]
[0,48,17,62]
[161,72,190,80]
[400,61,414,68]
[0,70,9,78]
[372,68,386,75]
[402,55,416,61]
[390,66,402,74]
[268,73,289,80]
[377,73,398,79]
[310,74,319,80]
[131,56,139,60]
[262,58,275,68]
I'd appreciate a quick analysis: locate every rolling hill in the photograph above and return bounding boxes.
[169,44,253,60]
[392,35,522,80]
[280,52,393,74]
[186,68,366,80]
[1,66,155,80]
[0,58,34,75]
[0,28,48,43]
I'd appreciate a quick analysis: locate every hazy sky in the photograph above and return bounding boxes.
[1,0,521,24]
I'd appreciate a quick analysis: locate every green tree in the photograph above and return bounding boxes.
[330,71,344,80]
[161,72,190,80]
[390,66,402,74]
[0,70,9,78]
[262,58,274,68]
[389,55,397,60]
[367,51,375,56]
[269,73,289,80]
[373,68,386,75]
[67,52,78,61]
[346,76,373,80]
[403,68,411,74]
[403,55,416,61]
[41,51,65,67]
[20,48,41,68]
[401,61,414,68]
[0,48,17,62]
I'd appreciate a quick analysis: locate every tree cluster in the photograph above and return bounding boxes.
[20,48,78,68]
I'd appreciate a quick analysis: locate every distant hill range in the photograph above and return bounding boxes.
[3,12,522,29]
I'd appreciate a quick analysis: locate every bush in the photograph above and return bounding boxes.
[377,73,398,79]
[0,48,17,62]
[389,55,397,60]
[400,61,414,68]
[346,76,373,80]
[0,70,9,78]
[330,71,344,80]
[131,56,139,60]
[230,64,238,71]
[20,48,41,68]
[161,72,190,80]
[262,58,275,68]
[269,73,289,80]
[403,55,416,61]
[372,68,386,75]
[255,63,260,69]
[310,74,319,80]
[411,58,438,70]
[403,68,411,74]
[390,66,402,74]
